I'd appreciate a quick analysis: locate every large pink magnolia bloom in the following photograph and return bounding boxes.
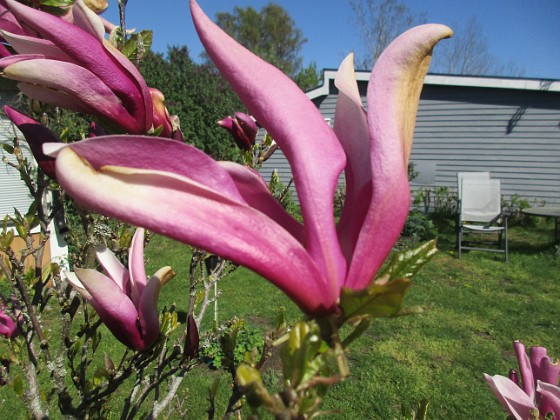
[46,1,451,315]
[0,0,180,139]
[485,340,560,419]
[67,229,173,351]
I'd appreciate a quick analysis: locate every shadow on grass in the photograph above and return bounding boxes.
[430,221,557,259]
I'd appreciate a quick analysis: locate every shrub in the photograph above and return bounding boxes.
[402,211,437,242]
[200,319,265,369]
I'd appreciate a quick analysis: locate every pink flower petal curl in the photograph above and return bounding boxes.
[190,0,347,294]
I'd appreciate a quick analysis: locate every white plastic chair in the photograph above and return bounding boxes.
[457,178,508,261]
[457,171,490,198]
[455,172,491,248]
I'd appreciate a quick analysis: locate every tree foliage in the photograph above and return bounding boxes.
[214,2,320,91]
[140,46,245,161]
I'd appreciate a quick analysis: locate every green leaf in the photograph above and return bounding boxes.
[262,133,273,147]
[340,241,437,322]
[340,278,412,321]
[41,263,52,285]
[2,143,14,155]
[92,330,101,352]
[93,367,109,387]
[12,375,23,398]
[40,0,75,7]
[103,353,115,375]
[160,309,179,337]
[377,239,438,282]
[279,321,327,387]
[208,377,221,404]
[0,230,14,252]
[122,30,153,61]
[237,364,274,409]
[275,306,287,332]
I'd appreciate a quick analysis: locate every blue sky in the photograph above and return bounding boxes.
[105,0,560,79]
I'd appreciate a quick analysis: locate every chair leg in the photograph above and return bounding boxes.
[458,228,462,259]
[504,220,509,263]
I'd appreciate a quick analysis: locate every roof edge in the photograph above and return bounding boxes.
[306,70,560,99]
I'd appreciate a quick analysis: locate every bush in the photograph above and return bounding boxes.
[200,319,265,369]
[402,211,438,242]
[501,194,532,226]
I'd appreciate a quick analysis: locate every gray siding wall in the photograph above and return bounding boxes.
[0,89,34,218]
[261,81,560,206]
[411,85,560,205]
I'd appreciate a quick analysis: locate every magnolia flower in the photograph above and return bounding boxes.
[218,112,258,151]
[485,340,560,419]
[0,305,18,339]
[0,0,180,138]
[3,105,59,179]
[67,228,173,351]
[46,1,451,315]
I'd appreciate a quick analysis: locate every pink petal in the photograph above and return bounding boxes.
[72,0,105,41]
[537,381,560,418]
[3,106,58,179]
[0,31,73,61]
[531,346,560,386]
[102,40,153,133]
[345,24,453,289]
[128,228,147,306]
[190,0,346,292]
[5,0,147,131]
[0,309,18,338]
[531,346,560,416]
[73,268,143,349]
[66,271,93,301]
[58,136,245,201]
[0,42,11,58]
[149,88,173,137]
[137,266,174,351]
[0,10,26,37]
[3,59,138,132]
[514,340,536,400]
[53,144,337,315]
[484,374,537,420]
[17,82,100,116]
[95,246,130,294]
[0,53,46,67]
[219,161,304,243]
[333,53,372,269]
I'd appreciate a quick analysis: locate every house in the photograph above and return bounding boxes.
[0,79,68,269]
[260,71,560,206]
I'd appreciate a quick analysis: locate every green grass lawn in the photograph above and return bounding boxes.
[1,219,558,418]
[141,218,559,418]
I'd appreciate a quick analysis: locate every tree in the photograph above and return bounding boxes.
[429,16,525,76]
[349,0,426,69]
[293,61,321,92]
[140,46,245,161]
[213,2,320,90]
[350,1,524,77]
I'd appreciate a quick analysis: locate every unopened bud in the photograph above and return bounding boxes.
[218,112,258,151]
